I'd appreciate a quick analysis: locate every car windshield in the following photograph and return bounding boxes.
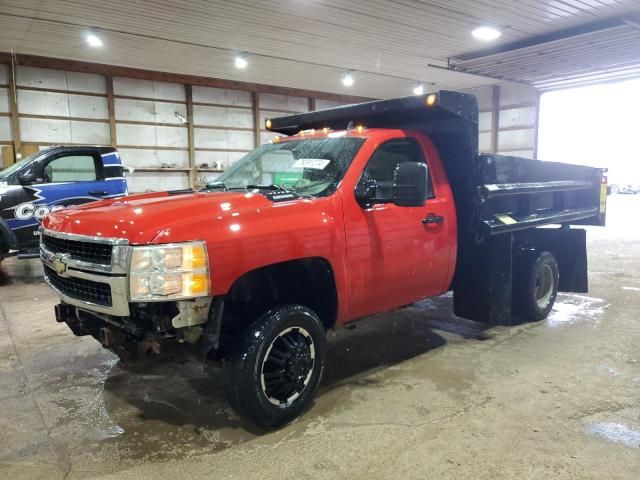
[0,151,42,180]
[216,137,365,196]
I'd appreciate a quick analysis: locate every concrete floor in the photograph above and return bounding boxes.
[1,196,639,480]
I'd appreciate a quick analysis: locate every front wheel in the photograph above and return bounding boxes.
[514,251,559,321]
[223,304,327,428]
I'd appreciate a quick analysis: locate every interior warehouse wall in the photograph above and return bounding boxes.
[463,83,540,159]
[0,59,356,193]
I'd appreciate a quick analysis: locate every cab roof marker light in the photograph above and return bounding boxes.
[426,94,437,106]
[265,119,272,129]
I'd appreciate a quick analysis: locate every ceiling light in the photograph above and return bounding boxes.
[342,71,354,87]
[85,32,103,47]
[234,53,248,69]
[472,26,502,41]
[413,83,425,95]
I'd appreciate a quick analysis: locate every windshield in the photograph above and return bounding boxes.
[217,137,365,196]
[0,151,42,180]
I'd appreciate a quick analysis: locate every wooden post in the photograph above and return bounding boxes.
[252,91,261,148]
[185,84,196,188]
[308,97,316,112]
[106,75,117,147]
[490,85,500,154]
[8,56,21,159]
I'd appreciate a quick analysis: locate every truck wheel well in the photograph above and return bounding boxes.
[224,257,338,331]
[0,218,17,252]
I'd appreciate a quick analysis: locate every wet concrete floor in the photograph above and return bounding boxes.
[1,195,639,479]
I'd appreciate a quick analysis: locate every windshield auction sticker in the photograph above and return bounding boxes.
[292,158,330,170]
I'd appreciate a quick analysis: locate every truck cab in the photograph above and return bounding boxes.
[40,91,606,428]
[0,146,127,260]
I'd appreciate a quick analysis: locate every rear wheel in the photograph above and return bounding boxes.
[514,251,559,321]
[223,304,326,428]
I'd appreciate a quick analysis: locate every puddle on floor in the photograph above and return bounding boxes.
[587,422,640,448]
[546,293,607,327]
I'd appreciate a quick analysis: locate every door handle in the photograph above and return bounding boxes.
[422,213,444,225]
[89,190,108,197]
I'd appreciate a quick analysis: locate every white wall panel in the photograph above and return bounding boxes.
[0,117,11,141]
[17,66,107,94]
[479,111,492,131]
[20,117,71,143]
[498,128,536,151]
[499,107,536,129]
[479,131,492,152]
[194,128,253,150]
[115,98,187,124]
[65,71,106,94]
[0,64,8,85]
[500,84,537,107]
[17,66,68,90]
[260,93,308,112]
[113,77,185,101]
[18,90,69,116]
[192,86,252,107]
[68,94,108,119]
[118,148,189,168]
[0,87,9,113]
[195,150,246,167]
[18,89,109,122]
[126,172,189,193]
[70,121,109,144]
[116,124,188,148]
[193,105,253,128]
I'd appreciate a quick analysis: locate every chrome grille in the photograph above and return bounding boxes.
[42,234,113,265]
[44,266,113,307]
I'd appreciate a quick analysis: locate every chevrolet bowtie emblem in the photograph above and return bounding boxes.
[52,253,70,275]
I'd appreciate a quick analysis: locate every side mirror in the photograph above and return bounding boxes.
[393,162,428,207]
[18,172,40,185]
[355,178,377,206]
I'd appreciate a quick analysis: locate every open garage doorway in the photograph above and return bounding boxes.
[538,78,640,236]
[538,79,640,193]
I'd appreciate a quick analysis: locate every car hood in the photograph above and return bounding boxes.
[42,190,279,244]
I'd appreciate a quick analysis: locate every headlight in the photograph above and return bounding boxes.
[129,242,210,301]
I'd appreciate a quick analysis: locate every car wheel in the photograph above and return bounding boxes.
[223,304,326,428]
[514,251,559,321]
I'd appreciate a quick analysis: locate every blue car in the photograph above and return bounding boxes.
[0,146,128,261]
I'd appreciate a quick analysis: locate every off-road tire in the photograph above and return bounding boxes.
[223,304,326,428]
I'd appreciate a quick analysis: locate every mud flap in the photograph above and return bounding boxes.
[453,233,513,325]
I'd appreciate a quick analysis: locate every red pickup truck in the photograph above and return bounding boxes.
[40,91,606,427]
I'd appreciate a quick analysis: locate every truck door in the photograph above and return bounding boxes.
[10,151,116,250]
[344,135,454,319]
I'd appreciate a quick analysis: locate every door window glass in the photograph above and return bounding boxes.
[360,138,433,202]
[44,155,98,182]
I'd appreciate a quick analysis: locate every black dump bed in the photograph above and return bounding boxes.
[267,90,606,246]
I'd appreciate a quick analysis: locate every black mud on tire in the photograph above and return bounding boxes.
[514,251,559,321]
[223,304,326,428]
